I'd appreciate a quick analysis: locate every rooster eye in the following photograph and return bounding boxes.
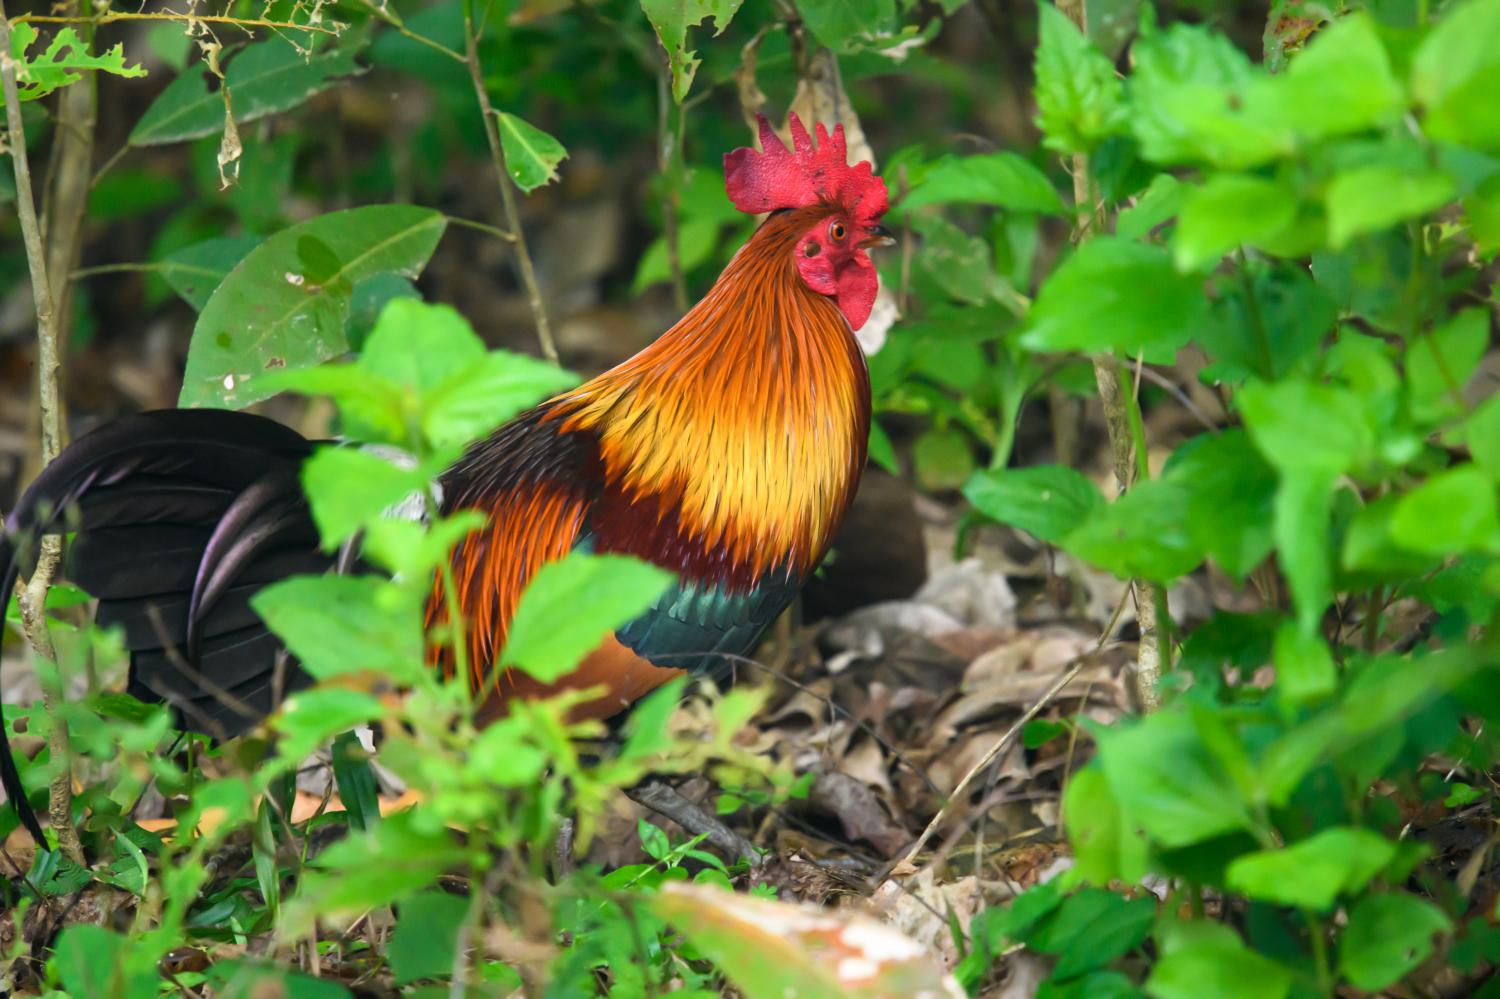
[829,221,847,241]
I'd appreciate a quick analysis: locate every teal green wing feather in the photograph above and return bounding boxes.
[613,571,800,681]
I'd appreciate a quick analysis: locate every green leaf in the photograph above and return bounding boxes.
[1063,766,1149,885]
[1199,266,1337,383]
[495,111,569,193]
[361,298,485,394]
[868,421,900,475]
[1338,893,1451,990]
[1390,465,1500,555]
[130,38,362,145]
[1466,394,1500,479]
[331,730,381,831]
[390,892,471,985]
[1226,827,1395,911]
[274,688,387,763]
[912,428,975,491]
[423,351,578,451]
[503,554,675,682]
[1163,431,1276,581]
[252,575,424,683]
[1412,0,1500,149]
[3,24,145,105]
[1250,13,1404,140]
[52,925,158,999]
[964,464,1106,545]
[1408,308,1488,423]
[207,960,353,999]
[1095,711,1256,848]
[640,0,745,102]
[1465,173,1500,255]
[1325,166,1455,249]
[159,236,262,310]
[1116,173,1183,241]
[1239,380,1372,474]
[1129,23,1293,168]
[914,215,1000,305]
[1034,2,1128,154]
[1174,174,1298,270]
[262,365,407,444]
[1021,238,1208,356]
[1040,972,1143,999]
[1029,888,1156,978]
[1145,923,1291,999]
[899,152,1064,215]
[632,216,722,293]
[1273,621,1336,706]
[180,205,447,409]
[301,447,429,549]
[282,810,466,937]
[795,0,899,54]
[1065,478,1204,582]
[1275,469,1338,633]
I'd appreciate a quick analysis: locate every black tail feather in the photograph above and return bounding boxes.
[2,409,330,845]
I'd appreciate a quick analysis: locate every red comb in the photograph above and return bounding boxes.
[723,112,888,225]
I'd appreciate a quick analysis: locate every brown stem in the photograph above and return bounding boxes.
[462,0,558,364]
[1057,0,1166,712]
[0,0,85,864]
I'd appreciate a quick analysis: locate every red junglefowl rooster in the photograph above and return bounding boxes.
[0,112,892,844]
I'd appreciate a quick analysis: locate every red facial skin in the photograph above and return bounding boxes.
[793,215,880,330]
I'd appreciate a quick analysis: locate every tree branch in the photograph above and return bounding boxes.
[0,0,85,863]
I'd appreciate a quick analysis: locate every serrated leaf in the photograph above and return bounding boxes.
[1325,166,1454,249]
[130,38,363,145]
[4,24,145,105]
[1174,174,1297,270]
[503,554,675,682]
[1412,0,1500,149]
[422,352,579,451]
[496,111,569,192]
[180,205,446,409]
[1034,2,1127,154]
[899,152,1064,215]
[252,575,424,683]
[641,0,745,102]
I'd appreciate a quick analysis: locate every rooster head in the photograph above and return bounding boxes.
[724,112,892,330]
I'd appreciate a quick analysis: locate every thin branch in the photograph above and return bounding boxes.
[15,11,339,34]
[352,0,465,63]
[0,0,84,864]
[461,0,558,364]
[656,53,688,313]
[446,213,516,243]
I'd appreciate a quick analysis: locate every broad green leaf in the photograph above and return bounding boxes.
[466,715,549,788]
[1115,173,1183,241]
[1063,765,1149,886]
[390,892,470,985]
[1226,827,1395,911]
[1466,394,1500,479]
[1095,711,1256,848]
[1338,893,1451,990]
[915,215,1000,305]
[1239,380,1372,474]
[913,428,975,491]
[1028,888,1156,978]
[1200,266,1337,383]
[282,810,466,937]
[1065,478,1204,582]
[1389,465,1500,555]
[159,236,262,310]
[252,575,424,683]
[274,688,387,763]
[1129,23,1293,168]
[331,730,380,831]
[1407,308,1488,423]
[1174,174,1297,270]
[654,882,958,999]
[503,554,675,682]
[1034,2,1128,154]
[361,298,485,394]
[496,111,568,193]
[4,24,145,105]
[900,153,1064,215]
[868,421,900,475]
[1275,469,1337,633]
[1325,166,1455,249]
[206,960,353,999]
[1145,922,1291,999]
[1039,972,1143,999]
[640,0,745,102]
[423,351,579,451]
[130,38,362,145]
[181,205,446,409]
[1342,492,1443,576]
[1163,431,1276,581]
[1248,13,1404,140]
[1465,173,1500,255]
[795,0,899,54]
[1412,0,1500,149]
[52,926,158,999]
[261,365,407,444]
[1021,238,1208,356]
[964,464,1106,545]
[1272,621,1336,705]
[300,446,429,549]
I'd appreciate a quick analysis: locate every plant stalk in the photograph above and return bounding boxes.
[461,0,558,364]
[0,0,85,863]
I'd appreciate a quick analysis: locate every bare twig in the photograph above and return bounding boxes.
[45,13,96,350]
[461,0,557,364]
[0,0,84,864]
[1056,0,1166,713]
[16,11,336,34]
[626,780,759,862]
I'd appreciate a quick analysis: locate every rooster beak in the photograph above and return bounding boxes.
[862,224,896,248]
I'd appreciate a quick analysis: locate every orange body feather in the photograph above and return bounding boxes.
[427,206,871,716]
